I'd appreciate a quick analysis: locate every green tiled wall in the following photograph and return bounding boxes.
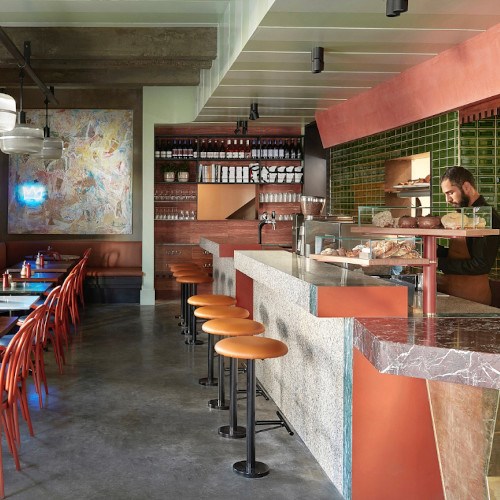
[329,112,459,215]
[329,111,500,276]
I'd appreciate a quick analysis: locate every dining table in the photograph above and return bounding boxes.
[0,317,18,337]
[8,260,75,273]
[0,282,52,295]
[24,254,80,262]
[8,271,64,284]
[0,295,40,315]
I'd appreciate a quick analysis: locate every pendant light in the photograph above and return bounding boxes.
[0,92,16,132]
[0,69,44,155]
[31,87,63,160]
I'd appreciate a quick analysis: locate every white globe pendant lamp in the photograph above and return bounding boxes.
[0,92,16,132]
[0,70,43,155]
[31,89,63,160]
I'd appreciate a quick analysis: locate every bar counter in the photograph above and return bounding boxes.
[229,248,500,500]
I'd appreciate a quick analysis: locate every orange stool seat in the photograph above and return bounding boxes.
[215,336,288,360]
[172,269,206,278]
[188,294,236,307]
[176,275,213,285]
[194,305,249,320]
[202,318,264,337]
[215,335,288,478]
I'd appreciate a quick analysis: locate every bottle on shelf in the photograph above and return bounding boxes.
[261,139,268,160]
[226,139,233,159]
[192,139,198,159]
[219,139,226,159]
[238,139,245,159]
[155,140,161,159]
[272,139,279,160]
[164,140,172,159]
[284,139,291,159]
[251,139,258,159]
[245,139,251,159]
[278,139,285,159]
[295,139,303,160]
[200,139,207,159]
[290,139,297,160]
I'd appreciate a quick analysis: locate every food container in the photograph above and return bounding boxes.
[300,196,325,218]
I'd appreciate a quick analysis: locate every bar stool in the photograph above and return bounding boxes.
[193,304,249,387]
[202,318,264,437]
[176,274,213,345]
[172,268,204,333]
[215,335,288,477]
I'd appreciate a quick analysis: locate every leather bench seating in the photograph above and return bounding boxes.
[2,240,142,303]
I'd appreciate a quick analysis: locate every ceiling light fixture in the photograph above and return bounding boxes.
[234,119,248,135]
[1,68,44,155]
[32,87,63,160]
[0,91,16,132]
[311,47,324,74]
[249,102,259,120]
[386,0,408,17]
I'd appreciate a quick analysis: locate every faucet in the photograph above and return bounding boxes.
[258,211,276,244]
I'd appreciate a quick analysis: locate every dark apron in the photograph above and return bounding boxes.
[437,237,492,305]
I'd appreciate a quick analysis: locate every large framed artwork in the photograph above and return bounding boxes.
[8,109,133,234]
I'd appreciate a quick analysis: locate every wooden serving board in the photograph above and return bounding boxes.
[350,226,499,237]
[309,254,430,267]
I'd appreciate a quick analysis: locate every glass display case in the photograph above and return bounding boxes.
[357,205,493,230]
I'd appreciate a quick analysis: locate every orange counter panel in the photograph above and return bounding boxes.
[352,349,444,500]
[317,286,408,318]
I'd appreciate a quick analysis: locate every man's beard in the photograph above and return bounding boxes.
[450,187,470,208]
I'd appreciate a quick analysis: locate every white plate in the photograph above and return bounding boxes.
[392,183,430,189]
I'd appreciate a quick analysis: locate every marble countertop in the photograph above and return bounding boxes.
[354,317,500,389]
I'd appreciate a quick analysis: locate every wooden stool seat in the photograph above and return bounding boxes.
[176,274,213,285]
[195,305,249,320]
[188,294,236,307]
[215,336,288,360]
[170,264,200,272]
[202,318,264,337]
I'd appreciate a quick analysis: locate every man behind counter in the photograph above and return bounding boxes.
[437,166,500,305]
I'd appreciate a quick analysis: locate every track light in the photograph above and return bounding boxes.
[311,47,324,74]
[386,0,408,17]
[249,102,259,120]
[234,120,248,135]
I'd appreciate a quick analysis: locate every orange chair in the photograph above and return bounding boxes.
[0,314,41,499]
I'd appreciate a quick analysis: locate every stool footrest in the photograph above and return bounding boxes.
[255,411,294,436]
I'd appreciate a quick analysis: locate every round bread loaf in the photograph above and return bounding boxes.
[398,216,418,228]
[417,215,442,229]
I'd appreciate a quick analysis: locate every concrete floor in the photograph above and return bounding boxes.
[4,302,343,499]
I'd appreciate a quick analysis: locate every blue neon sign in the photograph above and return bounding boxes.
[17,182,47,207]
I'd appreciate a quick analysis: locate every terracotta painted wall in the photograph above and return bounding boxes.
[316,23,500,148]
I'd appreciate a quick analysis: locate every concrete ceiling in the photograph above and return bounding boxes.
[1,0,500,127]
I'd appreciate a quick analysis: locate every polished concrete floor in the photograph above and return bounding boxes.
[4,302,343,499]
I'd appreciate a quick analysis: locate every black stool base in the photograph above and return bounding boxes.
[233,460,269,478]
[185,339,204,345]
[208,398,229,411]
[198,377,218,387]
[218,424,246,439]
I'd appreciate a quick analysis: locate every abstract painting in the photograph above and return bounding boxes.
[8,109,133,234]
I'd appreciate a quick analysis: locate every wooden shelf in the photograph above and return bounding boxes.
[309,254,430,267]
[351,226,500,237]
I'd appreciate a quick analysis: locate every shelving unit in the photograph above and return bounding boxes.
[153,127,304,299]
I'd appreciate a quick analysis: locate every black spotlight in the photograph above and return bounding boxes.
[386,0,408,17]
[311,46,324,74]
[249,102,259,120]
[238,120,248,135]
